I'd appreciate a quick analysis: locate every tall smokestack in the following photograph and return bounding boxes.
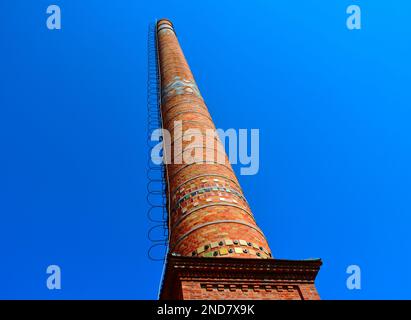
[156,19,322,300]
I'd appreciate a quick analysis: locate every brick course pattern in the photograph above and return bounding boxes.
[156,19,321,300]
[157,19,270,260]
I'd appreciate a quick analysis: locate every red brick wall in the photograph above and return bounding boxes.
[160,255,322,300]
[181,280,320,300]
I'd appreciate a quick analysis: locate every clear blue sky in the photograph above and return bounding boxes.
[1,1,410,299]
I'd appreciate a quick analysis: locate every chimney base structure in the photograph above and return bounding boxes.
[160,255,321,300]
[155,19,322,300]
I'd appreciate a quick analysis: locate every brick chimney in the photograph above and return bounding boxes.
[156,19,322,300]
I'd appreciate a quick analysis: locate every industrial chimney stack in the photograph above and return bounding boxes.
[156,19,322,300]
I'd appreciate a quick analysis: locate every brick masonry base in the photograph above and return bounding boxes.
[160,255,322,300]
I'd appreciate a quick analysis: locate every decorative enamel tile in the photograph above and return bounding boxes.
[219,248,228,255]
[210,242,219,248]
[196,246,205,254]
[234,248,243,254]
[239,240,248,246]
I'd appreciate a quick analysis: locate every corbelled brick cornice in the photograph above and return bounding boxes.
[160,255,322,300]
